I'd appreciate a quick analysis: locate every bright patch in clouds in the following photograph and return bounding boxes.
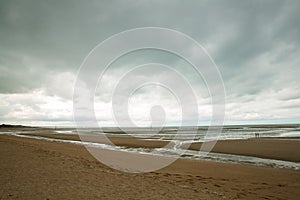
[0,90,73,126]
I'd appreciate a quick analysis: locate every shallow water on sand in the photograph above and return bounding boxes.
[1,130,299,171]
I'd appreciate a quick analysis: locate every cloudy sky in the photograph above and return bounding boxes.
[0,0,300,127]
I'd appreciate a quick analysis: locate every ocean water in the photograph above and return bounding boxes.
[68,125,300,140]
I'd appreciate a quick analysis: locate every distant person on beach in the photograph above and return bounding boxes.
[255,133,260,138]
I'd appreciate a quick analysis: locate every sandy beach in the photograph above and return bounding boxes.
[1,134,300,199]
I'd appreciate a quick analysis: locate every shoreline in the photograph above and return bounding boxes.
[16,132,300,163]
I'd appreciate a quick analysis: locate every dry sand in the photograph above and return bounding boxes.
[0,134,300,199]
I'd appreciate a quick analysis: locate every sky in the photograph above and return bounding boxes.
[0,0,300,127]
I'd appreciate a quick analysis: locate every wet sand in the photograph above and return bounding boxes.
[21,132,300,162]
[0,134,300,199]
[189,139,300,162]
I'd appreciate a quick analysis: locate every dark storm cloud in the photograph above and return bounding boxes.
[0,0,299,93]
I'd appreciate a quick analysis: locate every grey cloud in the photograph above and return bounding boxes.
[0,0,299,125]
